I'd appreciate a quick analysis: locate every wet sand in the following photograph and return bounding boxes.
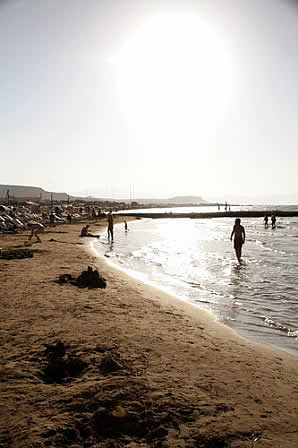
[1,219,298,447]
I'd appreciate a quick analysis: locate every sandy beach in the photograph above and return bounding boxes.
[1,218,298,448]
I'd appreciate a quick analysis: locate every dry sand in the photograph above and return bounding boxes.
[1,218,298,448]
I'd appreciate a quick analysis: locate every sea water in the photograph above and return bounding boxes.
[92,206,298,358]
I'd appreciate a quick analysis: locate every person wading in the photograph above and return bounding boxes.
[230,218,246,263]
[107,211,114,242]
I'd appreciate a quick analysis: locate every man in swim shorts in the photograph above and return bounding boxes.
[107,211,114,242]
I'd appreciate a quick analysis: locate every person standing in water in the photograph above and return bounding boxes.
[124,220,128,232]
[271,214,276,229]
[107,211,114,242]
[230,218,246,262]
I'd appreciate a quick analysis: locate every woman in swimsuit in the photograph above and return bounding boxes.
[230,218,245,262]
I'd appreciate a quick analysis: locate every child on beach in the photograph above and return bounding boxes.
[230,218,245,262]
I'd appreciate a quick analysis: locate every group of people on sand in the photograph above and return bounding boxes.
[80,212,129,243]
[79,211,115,241]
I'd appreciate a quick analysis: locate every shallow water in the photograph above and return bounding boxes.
[92,206,298,358]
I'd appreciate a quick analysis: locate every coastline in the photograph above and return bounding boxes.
[1,220,298,447]
[91,219,298,360]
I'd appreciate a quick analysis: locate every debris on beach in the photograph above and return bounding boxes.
[76,266,106,288]
[41,340,87,384]
[0,248,33,260]
[56,273,77,284]
[56,266,107,289]
[99,352,124,375]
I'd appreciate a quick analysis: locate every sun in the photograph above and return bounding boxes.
[112,12,233,146]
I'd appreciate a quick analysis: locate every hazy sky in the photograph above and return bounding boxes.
[1,0,298,203]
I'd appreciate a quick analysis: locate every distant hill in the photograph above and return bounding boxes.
[0,185,70,201]
[0,185,207,205]
[166,196,206,204]
[138,196,206,205]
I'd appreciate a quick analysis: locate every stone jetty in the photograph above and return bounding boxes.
[118,210,298,219]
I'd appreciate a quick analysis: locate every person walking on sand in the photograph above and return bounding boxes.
[28,222,44,242]
[230,218,245,263]
[107,211,114,242]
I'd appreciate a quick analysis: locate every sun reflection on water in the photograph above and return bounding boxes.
[93,215,298,357]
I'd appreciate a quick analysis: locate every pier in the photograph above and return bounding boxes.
[118,210,298,219]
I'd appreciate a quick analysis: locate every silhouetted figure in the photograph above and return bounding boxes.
[264,215,269,228]
[230,218,246,263]
[80,224,99,238]
[271,214,276,229]
[49,212,55,226]
[124,220,128,232]
[217,203,220,211]
[225,201,228,212]
[80,224,89,237]
[107,211,114,242]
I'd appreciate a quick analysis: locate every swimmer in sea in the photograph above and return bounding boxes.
[230,218,246,263]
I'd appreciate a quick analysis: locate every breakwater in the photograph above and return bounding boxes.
[118,210,298,219]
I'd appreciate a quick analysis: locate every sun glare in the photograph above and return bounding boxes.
[112,12,233,145]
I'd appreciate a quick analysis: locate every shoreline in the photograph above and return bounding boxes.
[117,209,298,219]
[88,238,252,344]
[1,220,298,447]
[90,222,298,361]
[88,230,298,363]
